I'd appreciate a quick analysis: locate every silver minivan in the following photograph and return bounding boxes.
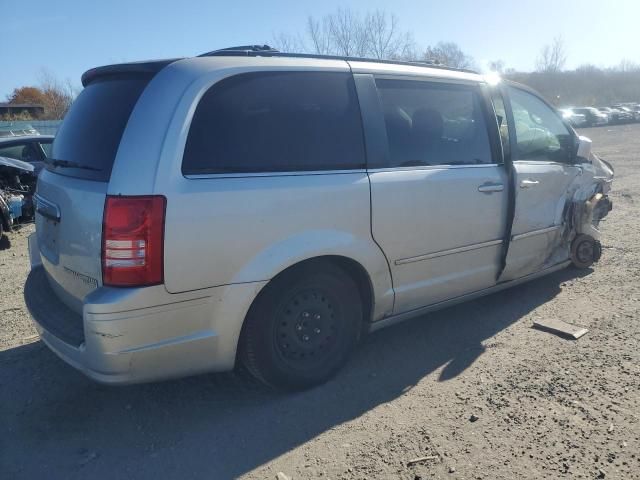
[25,47,613,390]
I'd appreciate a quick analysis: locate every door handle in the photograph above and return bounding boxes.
[520,179,540,188]
[478,183,504,193]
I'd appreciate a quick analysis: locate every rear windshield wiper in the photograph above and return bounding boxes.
[44,158,102,171]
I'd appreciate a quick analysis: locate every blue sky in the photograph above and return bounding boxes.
[2,0,639,98]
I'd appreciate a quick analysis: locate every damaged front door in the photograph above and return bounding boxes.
[499,85,582,281]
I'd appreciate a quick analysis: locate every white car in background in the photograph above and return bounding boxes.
[572,107,609,127]
[613,105,640,122]
[559,108,588,127]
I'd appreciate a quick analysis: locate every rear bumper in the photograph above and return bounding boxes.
[25,235,266,385]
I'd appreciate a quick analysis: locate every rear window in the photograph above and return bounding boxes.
[182,71,366,175]
[50,76,150,181]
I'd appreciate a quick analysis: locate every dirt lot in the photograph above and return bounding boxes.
[1,124,639,480]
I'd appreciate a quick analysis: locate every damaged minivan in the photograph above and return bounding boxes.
[24,47,613,390]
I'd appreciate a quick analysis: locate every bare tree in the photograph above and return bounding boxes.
[38,69,76,119]
[422,42,475,69]
[306,16,332,54]
[535,36,567,73]
[618,59,640,72]
[363,10,415,60]
[507,63,640,106]
[326,8,368,57]
[270,31,306,53]
[276,9,473,66]
[488,59,506,74]
[575,63,599,73]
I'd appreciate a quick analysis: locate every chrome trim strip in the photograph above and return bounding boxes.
[369,261,572,332]
[368,164,500,173]
[185,165,502,179]
[512,160,576,167]
[184,169,367,179]
[395,239,503,266]
[372,73,480,85]
[511,225,562,242]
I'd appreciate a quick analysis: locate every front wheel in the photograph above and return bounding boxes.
[570,234,602,269]
[239,262,362,390]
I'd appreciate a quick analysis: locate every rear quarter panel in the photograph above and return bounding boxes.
[161,173,388,295]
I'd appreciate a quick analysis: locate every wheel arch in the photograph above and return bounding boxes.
[252,254,375,322]
[235,254,377,366]
[311,255,374,326]
[228,230,394,321]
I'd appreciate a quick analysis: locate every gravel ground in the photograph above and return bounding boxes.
[1,124,639,480]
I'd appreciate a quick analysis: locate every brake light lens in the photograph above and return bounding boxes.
[102,195,166,287]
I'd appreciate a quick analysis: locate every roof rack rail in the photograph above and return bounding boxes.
[198,45,280,57]
[198,45,478,74]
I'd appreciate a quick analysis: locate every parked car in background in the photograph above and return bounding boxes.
[612,106,640,122]
[0,134,54,174]
[24,47,614,390]
[597,107,624,124]
[573,107,608,127]
[559,108,588,127]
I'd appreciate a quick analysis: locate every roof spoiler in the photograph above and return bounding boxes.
[81,58,182,87]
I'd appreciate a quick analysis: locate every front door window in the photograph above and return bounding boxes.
[508,86,573,163]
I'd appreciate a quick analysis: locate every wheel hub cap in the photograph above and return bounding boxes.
[576,240,594,263]
[275,290,337,362]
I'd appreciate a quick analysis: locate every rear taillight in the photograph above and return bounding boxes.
[102,195,166,287]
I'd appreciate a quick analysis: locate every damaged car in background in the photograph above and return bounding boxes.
[0,155,36,238]
[23,51,614,390]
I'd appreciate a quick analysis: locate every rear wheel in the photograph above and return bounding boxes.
[239,262,362,390]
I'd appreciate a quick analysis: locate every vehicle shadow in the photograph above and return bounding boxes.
[1,267,590,480]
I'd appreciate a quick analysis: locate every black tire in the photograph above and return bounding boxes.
[570,234,601,269]
[0,211,6,239]
[239,261,362,390]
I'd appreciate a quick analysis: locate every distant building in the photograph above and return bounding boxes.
[0,103,45,117]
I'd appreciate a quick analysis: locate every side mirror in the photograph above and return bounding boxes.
[576,135,592,163]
